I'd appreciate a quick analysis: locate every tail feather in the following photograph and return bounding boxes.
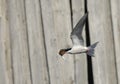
[87,42,99,56]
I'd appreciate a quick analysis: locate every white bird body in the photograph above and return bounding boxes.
[59,13,99,57]
[67,46,88,54]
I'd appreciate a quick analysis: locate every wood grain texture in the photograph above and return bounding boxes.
[0,0,13,84]
[110,0,120,83]
[88,0,117,84]
[0,0,1,17]
[7,0,31,84]
[25,0,49,84]
[0,16,6,84]
[71,0,88,84]
[40,0,75,84]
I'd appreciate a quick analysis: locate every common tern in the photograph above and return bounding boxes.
[59,13,99,57]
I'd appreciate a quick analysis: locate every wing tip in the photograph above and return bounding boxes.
[84,12,89,18]
[86,11,89,14]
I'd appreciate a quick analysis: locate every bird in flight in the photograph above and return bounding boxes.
[59,13,99,57]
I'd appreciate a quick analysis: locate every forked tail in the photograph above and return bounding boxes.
[87,42,99,56]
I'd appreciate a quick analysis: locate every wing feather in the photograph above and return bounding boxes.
[71,13,88,46]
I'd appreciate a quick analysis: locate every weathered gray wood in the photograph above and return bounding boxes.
[40,0,75,84]
[0,0,13,84]
[0,0,1,17]
[0,20,12,84]
[7,0,31,84]
[71,0,88,84]
[110,0,120,83]
[0,16,6,84]
[88,0,117,84]
[25,0,49,84]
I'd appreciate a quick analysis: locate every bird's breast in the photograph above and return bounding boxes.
[68,46,88,54]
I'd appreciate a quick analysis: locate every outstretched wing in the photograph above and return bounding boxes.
[71,13,88,46]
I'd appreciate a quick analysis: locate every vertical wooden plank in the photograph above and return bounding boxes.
[110,0,120,83]
[0,17,6,84]
[25,0,49,84]
[71,0,88,84]
[7,0,31,84]
[88,0,117,84]
[0,20,12,84]
[40,0,75,84]
[0,0,1,17]
[0,0,13,84]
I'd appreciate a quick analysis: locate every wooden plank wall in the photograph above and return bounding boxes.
[110,0,120,83]
[0,0,120,84]
[41,0,75,84]
[88,0,117,84]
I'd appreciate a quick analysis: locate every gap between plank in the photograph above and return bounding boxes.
[84,0,94,84]
[23,0,33,84]
[39,0,51,84]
